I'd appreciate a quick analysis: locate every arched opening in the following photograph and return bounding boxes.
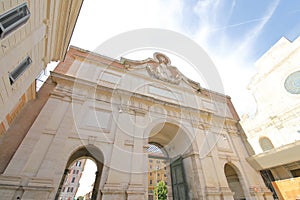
[147,143,170,200]
[58,158,97,200]
[259,136,274,152]
[224,163,245,200]
[55,145,104,200]
[147,122,192,200]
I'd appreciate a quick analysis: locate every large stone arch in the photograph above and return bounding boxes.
[145,119,200,200]
[144,118,199,156]
[55,145,104,200]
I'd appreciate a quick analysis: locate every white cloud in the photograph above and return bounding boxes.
[71,0,183,50]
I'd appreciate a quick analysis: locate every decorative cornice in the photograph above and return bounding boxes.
[51,72,239,129]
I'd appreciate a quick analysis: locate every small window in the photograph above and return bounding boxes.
[0,3,30,39]
[9,56,32,84]
[150,172,152,176]
[76,161,81,167]
[71,177,75,183]
[259,137,274,152]
[70,187,74,192]
[150,180,152,185]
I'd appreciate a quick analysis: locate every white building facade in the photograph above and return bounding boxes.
[242,36,300,199]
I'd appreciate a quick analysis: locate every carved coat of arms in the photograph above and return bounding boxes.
[146,53,181,84]
[121,52,182,85]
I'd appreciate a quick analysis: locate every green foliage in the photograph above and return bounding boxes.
[154,181,168,200]
[76,196,84,200]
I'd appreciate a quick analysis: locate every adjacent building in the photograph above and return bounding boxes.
[59,159,86,200]
[0,0,83,174]
[241,36,300,199]
[147,144,168,200]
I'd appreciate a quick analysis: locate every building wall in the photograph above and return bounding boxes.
[242,37,300,155]
[0,0,83,135]
[0,46,273,200]
[241,36,300,199]
[0,0,83,174]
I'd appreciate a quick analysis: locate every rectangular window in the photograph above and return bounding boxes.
[71,177,75,183]
[9,56,32,84]
[291,169,300,177]
[0,3,30,39]
[150,180,152,185]
[76,161,81,167]
[70,187,74,192]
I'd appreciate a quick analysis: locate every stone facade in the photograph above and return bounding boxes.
[241,36,300,198]
[0,46,272,200]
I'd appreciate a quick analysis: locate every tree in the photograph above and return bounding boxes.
[154,181,168,200]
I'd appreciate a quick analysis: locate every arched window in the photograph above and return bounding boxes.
[259,137,274,152]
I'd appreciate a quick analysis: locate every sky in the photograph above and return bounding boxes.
[69,0,300,115]
[75,159,97,198]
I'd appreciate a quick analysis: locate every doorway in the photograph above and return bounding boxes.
[55,146,104,200]
[224,163,245,200]
[147,122,191,200]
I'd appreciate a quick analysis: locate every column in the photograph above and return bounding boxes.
[127,112,147,200]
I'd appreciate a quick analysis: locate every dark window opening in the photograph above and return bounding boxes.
[260,170,278,199]
[291,169,300,177]
[0,3,30,39]
[9,56,32,84]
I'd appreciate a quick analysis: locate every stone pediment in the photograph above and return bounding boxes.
[121,52,201,90]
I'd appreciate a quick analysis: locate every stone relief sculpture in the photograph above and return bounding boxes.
[122,52,182,84]
[147,53,181,84]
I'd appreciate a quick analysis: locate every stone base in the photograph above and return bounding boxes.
[101,183,127,200]
[0,175,53,200]
[126,184,146,200]
[205,186,234,200]
[249,186,274,200]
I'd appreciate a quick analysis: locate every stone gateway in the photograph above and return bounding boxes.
[0,46,272,200]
